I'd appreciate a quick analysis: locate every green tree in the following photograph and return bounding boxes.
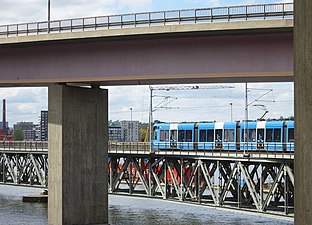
[14,129,24,141]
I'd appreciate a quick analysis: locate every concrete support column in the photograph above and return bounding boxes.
[295,1,312,224]
[48,84,108,225]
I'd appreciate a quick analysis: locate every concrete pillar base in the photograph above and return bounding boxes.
[48,84,108,225]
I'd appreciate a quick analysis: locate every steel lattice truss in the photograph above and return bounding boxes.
[0,143,294,215]
[0,152,48,187]
[109,155,294,215]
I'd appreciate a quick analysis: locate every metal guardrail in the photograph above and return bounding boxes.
[0,3,293,38]
[0,141,48,151]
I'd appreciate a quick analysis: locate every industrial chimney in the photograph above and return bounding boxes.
[2,99,6,132]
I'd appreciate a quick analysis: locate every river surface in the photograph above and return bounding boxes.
[0,185,293,225]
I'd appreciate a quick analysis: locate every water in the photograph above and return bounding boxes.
[0,185,293,225]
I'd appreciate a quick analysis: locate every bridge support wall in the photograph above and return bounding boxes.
[48,85,108,225]
[295,0,312,224]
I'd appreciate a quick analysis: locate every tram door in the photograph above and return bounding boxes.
[214,122,224,149]
[194,125,198,150]
[256,121,266,150]
[170,124,178,148]
[257,129,264,149]
[215,129,223,149]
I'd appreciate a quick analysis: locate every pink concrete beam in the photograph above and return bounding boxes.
[0,32,292,86]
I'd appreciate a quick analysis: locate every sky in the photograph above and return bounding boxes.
[0,0,294,126]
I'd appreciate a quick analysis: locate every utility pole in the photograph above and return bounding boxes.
[244,83,248,156]
[130,107,133,142]
[244,85,273,156]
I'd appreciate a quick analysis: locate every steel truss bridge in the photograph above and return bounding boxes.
[0,141,294,216]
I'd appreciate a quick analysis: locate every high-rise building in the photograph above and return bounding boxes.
[108,126,122,141]
[40,110,48,141]
[120,120,139,142]
[13,122,36,141]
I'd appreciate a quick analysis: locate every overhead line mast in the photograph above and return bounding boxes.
[148,84,235,151]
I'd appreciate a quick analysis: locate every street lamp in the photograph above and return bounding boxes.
[130,107,133,142]
[229,102,233,122]
[48,0,51,33]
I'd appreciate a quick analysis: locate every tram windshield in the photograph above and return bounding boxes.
[288,128,294,142]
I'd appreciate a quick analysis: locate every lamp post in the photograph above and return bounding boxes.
[130,107,133,142]
[229,102,233,122]
[47,0,51,33]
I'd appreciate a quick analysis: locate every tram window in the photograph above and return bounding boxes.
[164,130,169,141]
[207,130,214,142]
[160,130,165,141]
[288,128,294,142]
[248,129,256,142]
[215,129,223,141]
[199,130,206,142]
[257,129,264,141]
[178,130,185,142]
[266,129,273,142]
[170,130,177,142]
[229,129,235,142]
[153,128,158,140]
[224,129,229,142]
[241,129,247,142]
[224,129,234,142]
[186,130,193,142]
[274,128,281,142]
[160,130,169,141]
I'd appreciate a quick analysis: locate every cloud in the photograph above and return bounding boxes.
[0,0,294,126]
[105,83,294,124]
[0,0,152,25]
[0,87,47,126]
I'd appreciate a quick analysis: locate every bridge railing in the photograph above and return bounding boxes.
[0,3,293,38]
[0,141,48,151]
[0,140,294,159]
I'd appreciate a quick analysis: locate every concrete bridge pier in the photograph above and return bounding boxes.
[48,84,108,225]
[295,0,312,224]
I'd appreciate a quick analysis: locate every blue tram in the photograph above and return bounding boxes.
[152,120,294,152]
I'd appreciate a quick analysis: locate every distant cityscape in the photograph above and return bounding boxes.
[7,110,148,142]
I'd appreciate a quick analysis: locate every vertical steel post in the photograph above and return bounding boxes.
[2,158,5,183]
[284,165,288,215]
[109,158,113,192]
[180,159,183,201]
[237,164,240,208]
[164,161,167,199]
[260,163,263,210]
[148,157,152,196]
[129,159,133,194]
[198,163,201,203]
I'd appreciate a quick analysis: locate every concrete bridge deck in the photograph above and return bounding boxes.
[0,3,293,86]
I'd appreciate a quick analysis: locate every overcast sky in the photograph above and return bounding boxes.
[0,0,294,126]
